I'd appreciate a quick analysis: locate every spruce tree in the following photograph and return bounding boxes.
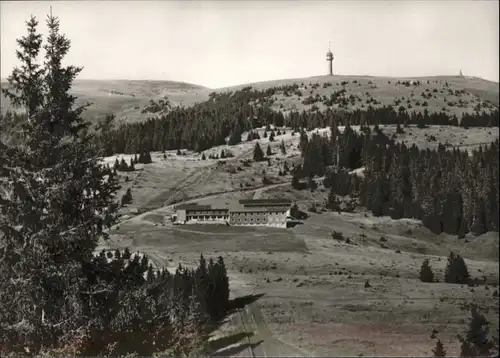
[120,157,128,170]
[266,144,272,156]
[432,339,446,357]
[140,254,149,272]
[194,254,210,316]
[216,256,230,310]
[228,127,242,145]
[444,252,470,284]
[121,188,133,206]
[458,306,495,357]
[147,264,155,283]
[253,142,265,162]
[280,140,286,155]
[419,259,435,283]
[0,13,120,353]
[145,151,152,163]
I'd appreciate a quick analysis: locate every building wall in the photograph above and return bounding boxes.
[177,210,186,222]
[267,211,287,228]
[185,213,229,224]
[229,211,287,227]
[230,212,269,226]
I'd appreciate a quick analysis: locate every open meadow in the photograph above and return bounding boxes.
[102,199,499,356]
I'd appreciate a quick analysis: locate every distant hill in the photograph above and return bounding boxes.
[1,75,498,125]
[215,75,499,118]
[0,79,210,124]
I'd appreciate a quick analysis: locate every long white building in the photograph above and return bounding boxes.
[172,199,293,228]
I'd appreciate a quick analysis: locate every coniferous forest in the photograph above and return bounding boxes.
[91,101,497,156]
[296,123,499,236]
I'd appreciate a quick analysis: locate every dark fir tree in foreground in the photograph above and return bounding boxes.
[1,13,119,352]
[0,14,230,356]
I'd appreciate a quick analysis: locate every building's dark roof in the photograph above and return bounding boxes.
[176,204,228,212]
[238,199,292,207]
[176,204,212,211]
[187,208,229,213]
[230,206,289,213]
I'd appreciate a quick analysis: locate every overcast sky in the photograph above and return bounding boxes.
[1,1,498,88]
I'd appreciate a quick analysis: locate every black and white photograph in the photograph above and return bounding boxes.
[1,0,499,356]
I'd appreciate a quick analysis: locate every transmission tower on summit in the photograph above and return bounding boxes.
[326,42,334,76]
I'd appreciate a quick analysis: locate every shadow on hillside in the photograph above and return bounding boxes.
[291,209,309,220]
[209,331,254,353]
[211,340,264,357]
[205,293,265,356]
[287,221,304,228]
[205,293,265,338]
[227,293,265,312]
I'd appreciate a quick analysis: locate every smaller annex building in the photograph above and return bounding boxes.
[172,199,293,228]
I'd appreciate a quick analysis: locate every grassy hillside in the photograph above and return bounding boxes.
[2,75,498,125]
[220,75,499,117]
[1,79,209,124]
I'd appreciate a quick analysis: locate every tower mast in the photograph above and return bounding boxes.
[326,42,334,76]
